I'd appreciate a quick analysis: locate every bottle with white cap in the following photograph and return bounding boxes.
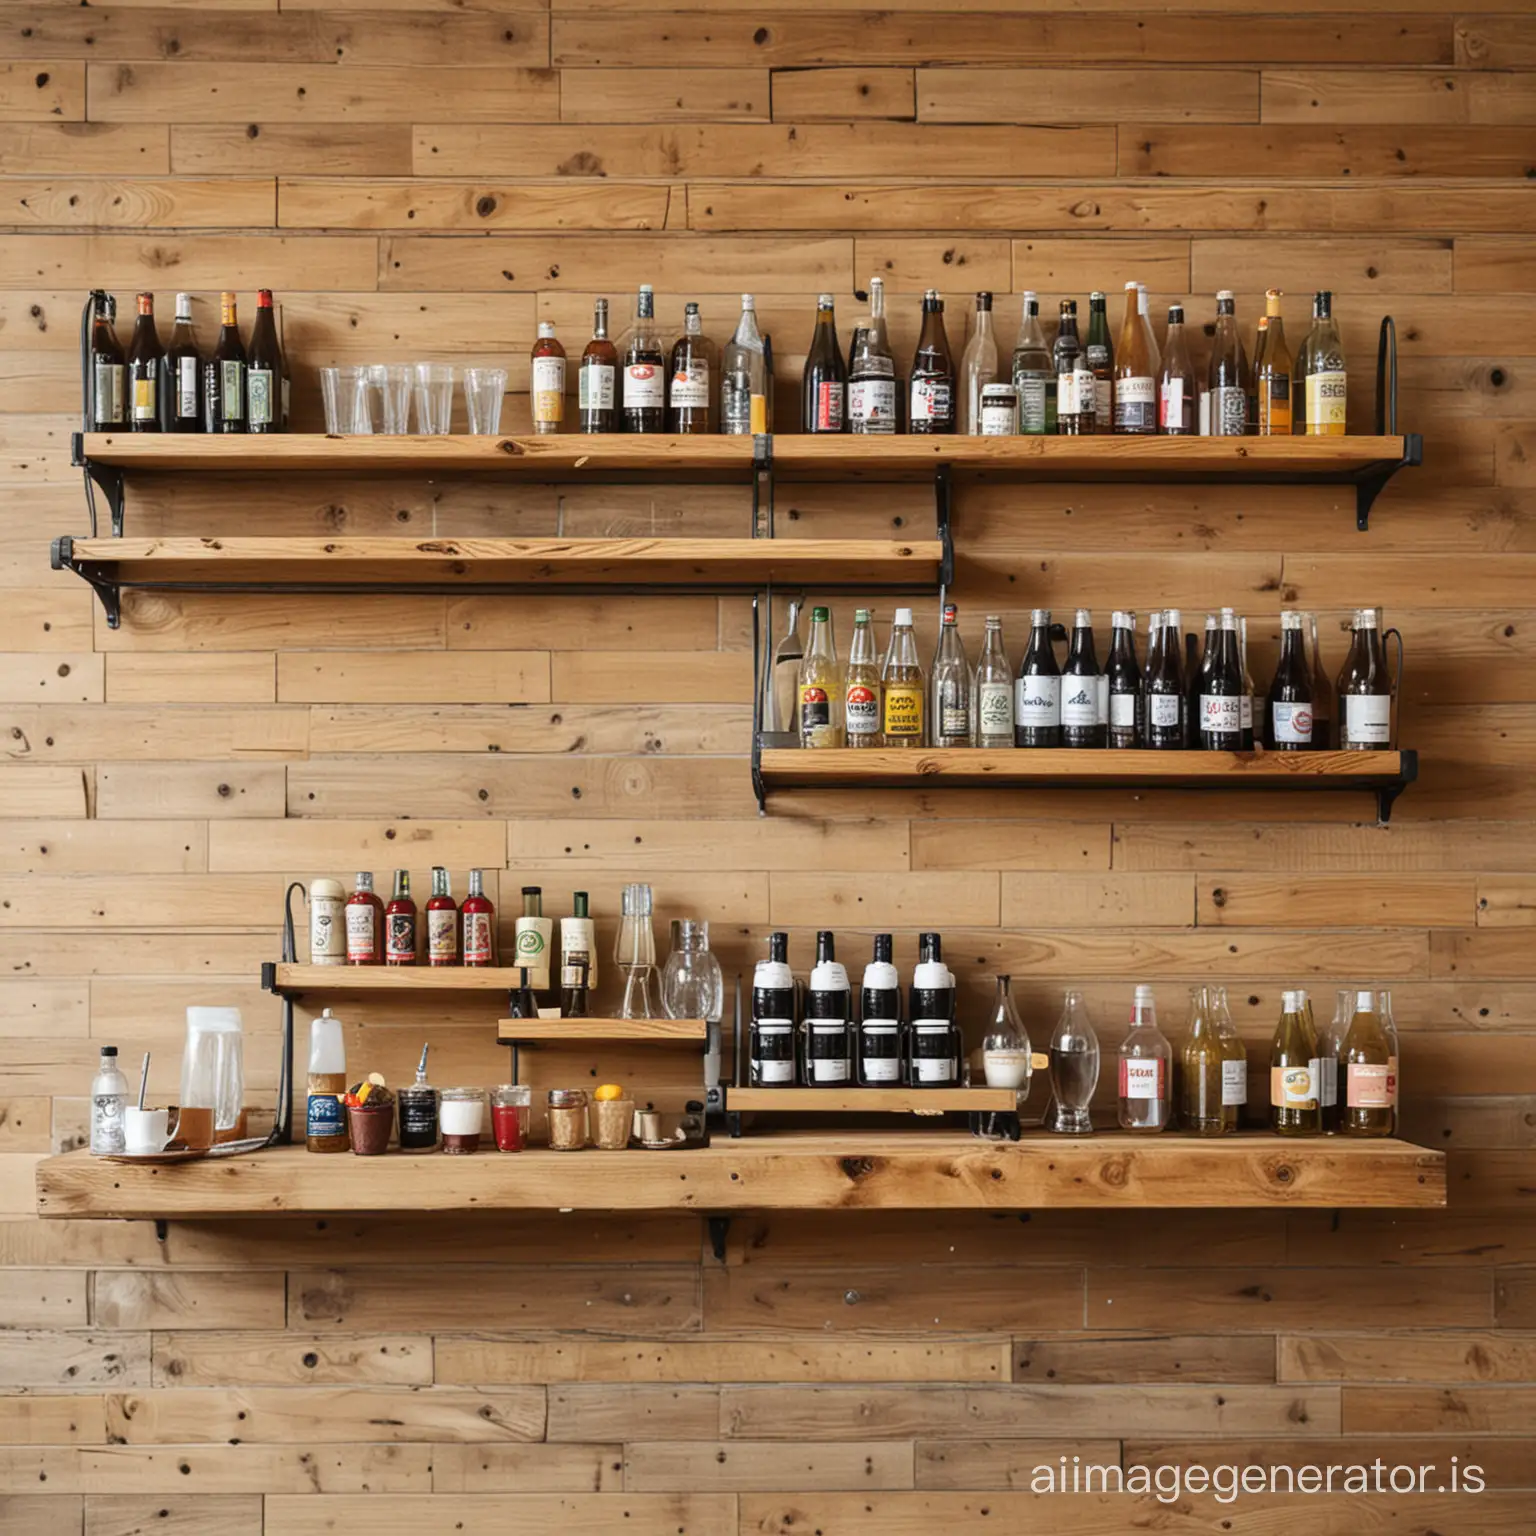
[749,933,796,1089]
[881,607,925,748]
[908,933,960,1088]
[802,931,853,1087]
[857,934,904,1086]
[1118,985,1172,1132]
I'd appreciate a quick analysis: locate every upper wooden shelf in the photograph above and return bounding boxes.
[34,1133,1444,1219]
[497,1018,707,1043]
[268,963,533,995]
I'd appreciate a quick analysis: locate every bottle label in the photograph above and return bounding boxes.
[131,375,157,422]
[1344,694,1391,745]
[758,1057,794,1083]
[579,362,615,411]
[1200,693,1242,736]
[1015,674,1060,728]
[909,378,951,424]
[1306,370,1347,432]
[1113,376,1156,432]
[862,1053,900,1083]
[532,356,565,424]
[980,396,1016,435]
[848,377,896,431]
[463,911,493,965]
[1272,700,1313,744]
[978,681,1013,737]
[1110,692,1137,728]
[1212,385,1247,437]
[1239,693,1253,733]
[248,368,274,426]
[1016,370,1051,434]
[813,380,844,431]
[1318,1055,1338,1108]
[1056,369,1084,417]
[1119,1058,1162,1100]
[345,904,375,962]
[515,922,547,967]
[845,681,880,738]
[721,380,752,434]
[1093,377,1113,428]
[427,908,457,963]
[1346,1062,1390,1108]
[670,362,709,410]
[811,1052,851,1084]
[1221,1059,1247,1106]
[310,899,344,962]
[1273,1062,1318,1107]
[882,684,924,739]
[307,1092,344,1140]
[91,1093,126,1154]
[623,363,663,409]
[1159,378,1188,432]
[219,360,244,420]
[799,683,832,740]
[1149,694,1181,728]
[94,362,124,425]
[1061,682,1098,728]
[386,913,415,963]
[939,696,969,737]
[177,356,198,419]
[1387,1055,1398,1107]
[399,1094,437,1139]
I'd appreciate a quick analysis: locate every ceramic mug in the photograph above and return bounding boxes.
[123,1106,169,1155]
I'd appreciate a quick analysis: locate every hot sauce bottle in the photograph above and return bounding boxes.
[426,866,459,967]
[461,868,496,967]
[384,868,417,966]
[345,872,384,966]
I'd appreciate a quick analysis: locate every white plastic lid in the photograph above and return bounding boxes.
[310,878,344,899]
[537,322,555,337]
[1356,989,1376,1011]
[894,607,913,626]
[187,1006,242,1034]
[1133,984,1155,1008]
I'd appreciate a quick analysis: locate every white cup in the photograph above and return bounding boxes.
[124,1107,169,1155]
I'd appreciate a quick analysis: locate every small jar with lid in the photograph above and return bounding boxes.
[547,1088,588,1151]
[308,878,346,966]
[439,1087,485,1154]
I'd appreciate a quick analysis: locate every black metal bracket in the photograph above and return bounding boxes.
[751,587,768,814]
[72,433,125,539]
[1376,749,1418,825]
[52,535,121,628]
[706,1215,731,1262]
[1354,433,1423,533]
[751,432,773,539]
[935,464,954,590]
[154,1219,168,1242]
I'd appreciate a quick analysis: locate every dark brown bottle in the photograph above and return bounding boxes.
[667,301,714,434]
[1014,608,1061,748]
[802,294,846,434]
[126,292,162,433]
[1084,291,1114,435]
[620,284,665,434]
[1336,608,1392,751]
[1144,608,1187,750]
[1198,609,1244,751]
[1308,613,1334,750]
[578,298,618,433]
[246,289,282,434]
[1060,608,1105,750]
[908,289,955,435]
[203,291,246,434]
[1266,611,1314,750]
[90,293,125,428]
[1106,610,1142,749]
[1053,301,1089,436]
[162,292,202,434]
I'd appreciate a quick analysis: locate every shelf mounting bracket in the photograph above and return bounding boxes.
[51,536,121,628]
[1354,433,1423,533]
[935,464,954,590]
[705,1214,731,1262]
[73,433,125,538]
[751,433,773,539]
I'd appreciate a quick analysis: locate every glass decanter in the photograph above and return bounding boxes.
[1046,987,1099,1135]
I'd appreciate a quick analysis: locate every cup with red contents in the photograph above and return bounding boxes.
[491,1084,531,1153]
[344,1075,394,1156]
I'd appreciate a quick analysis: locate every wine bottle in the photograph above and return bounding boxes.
[125,292,162,433]
[204,291,247,434]
[246,289,282,434]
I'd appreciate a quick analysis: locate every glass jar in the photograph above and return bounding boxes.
[591,1095,635,1151]
[547,1088,588,1151]
[438,1087,485,1155]
[491,1084,531,1153]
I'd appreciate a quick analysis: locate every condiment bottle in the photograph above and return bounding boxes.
[396,1043,439,1151]
[308,878,345,967]
[426,867,458,967]
[385,869,417,966]
[89,1045,128,1155]
[561,891,597,994]
[306,1008,349,1153]
[345,872,383,966]
[461,869,495,967]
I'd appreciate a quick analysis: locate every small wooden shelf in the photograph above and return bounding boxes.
[728,1088,1018,1113]
[34,1134,1446,1217]
[268,964,531,994]
[498,1018,706,1044]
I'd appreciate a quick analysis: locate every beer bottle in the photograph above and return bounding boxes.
[959,292,999,435]
[1055,301,1093,435]
[1118,985,1172,1133]
[930,602,972,748]
[668,301,714,434]
[1012,291,1053,435]
[1113,281,1157,435]
[1256,289,1293,436]
[1270,989,1322,1136]
[529,322,567,437]
[1211,983,1248,1131]
[1106,610,1143,749]
[1191,613,1216,743]
[1014,608,1061,749]
[1180,984,1232,1136]
[880,607,925,748]
[162,292,203,434]
[1341,989,1394,1137]
[908,289,955,434]
[797,606,842,749]
[1337,608,1392,751]
[90,293,125,428]
[847,276,897,435]
[1199,608,1244,750]
[1266,611,1314,751]
[1158,304,1196,435]
[578,298,618,433]
[205,291,247,434]
[1307,612,1334,750]
[973,615,1014,748]
[620,284,665,434]
[843,608,882,750]
[1298,290,1347,436]
[247,289,283,434]
[126,292,162,433]
[801,294,846,434]
[1144,607,1187,750]
[1085,290,1114,434]
[1061,609,1105,749]
[1208,290,1249,437]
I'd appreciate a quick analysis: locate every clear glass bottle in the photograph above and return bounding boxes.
[1316,986,1350,1133]
[721,293,768,436]
[881,607,925,748]
[1011,290,1053,435]
[767,597,805,738]
[931,601,972,748]
[1341,988,1394,1138]
[1113,281,1157,435]
[848,276,897,434]
[972,615,1013,748]
[1377,986,1400,1134]
[1046,988,1099,1135]
[1158,304,1196,435]
[1270,988,1321,1136]
[1179,984,1223,1135]
[1256,288,1293,436]
[661,919,724,1028]
[1210,984,1248,1130]
[1298,290,1346,436]
[1118,984,1173,1132]
[797,605,843,749]
[530,320,566,435]
[977,975,1030,1141]
[90,1045,129,1155]
[845,607,882,749]
[578,297,617,433]
[1208,289,1249,437]
[960,291,1000,435]
[615,882,657,1020]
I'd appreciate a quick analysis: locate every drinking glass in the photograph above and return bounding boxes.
[321,366,372,435]
[464,368,507,435]
[370,364,412,434]
[413,363,457,434]
[616,882,657,1020]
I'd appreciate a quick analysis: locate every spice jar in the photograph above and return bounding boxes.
[547,1088,588,1151]
[491,1084,530,1153]
[591,1095,634,1151]
[439,1086,485,1154]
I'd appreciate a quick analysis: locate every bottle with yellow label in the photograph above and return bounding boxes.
[1297,290,1346,436]
[1270,987,1321,1136]
[881,607,926,748]
[797,606,843,749]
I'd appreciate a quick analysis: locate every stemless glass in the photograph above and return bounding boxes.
[464,368,507,435]
[371,364,412,433]
[321,366,372,435]
[413,363,457,434]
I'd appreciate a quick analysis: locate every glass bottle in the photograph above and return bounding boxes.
[1266,611,1314,751]
[1317,987,1350,1133]
[1211,984,1248,1130]
[1118,984,1173,1133]
[909,289,956,434]
[972,614,1014,748]
[1061,608,1104,750]
[802,293,846,433]
[345,871,384,966]
[908,933,959,1088]
[247,289,282,434]
[848,276,897,434]
[1340,989,1394,1137]
[844,607,881,749]
[750,933,796,1088]
[1180,984,1226,1135]
[1085,290,1115,435]
[931,601,972,748]
[1138,283,1161,378]
[661,919,724,1030]
[1307,612,1334,750]
[163,292,202,434]
[1113,281,1157,435]
[578,297,617,433]
[530,320,566,435]
[768,597,806,738]
[1249,315,1268,434]
[1239,615,1258,750]
[205,291,247,434]
[1012,290,1053,435]
[1158,304,1196,435]
[1378,986,1400,1133]
[126,292,162,433]
[960,292,1000,435]
[460,868,495,967]
[620,284,665,433]
[1014,608,1061,748]
[426,866,458,968]
[1144,608,1186,750]
[1106,610,1142,749]
[385,869,417,966]
[305,1011,348,1154]
[977,975,1029,1141]
[616,881,657,1020]
[1208,289,1249,437]
[90,292,126,428]
[797,605,843,749]
[1047,988,1099,1135]
[721,293,769,436]
[513,885,553,998]
[1198,608,1244,751]
[858,934,904,1087]
[668,301,714,434]
[1298,290,1346,436]
[881,606,925,748]
[1337,608,1393,751]
[397,1043,439,1151]
[1256,289,1293,436]
[1055,301,1094,435]
[1270,988,1321,1135]
[90,1045,129,1155]
[802,931,853,1088]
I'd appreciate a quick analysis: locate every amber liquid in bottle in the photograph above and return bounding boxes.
[247,289,282,434]
[126,292,162,433]
[579,299,618,433]
[204,291,247,434]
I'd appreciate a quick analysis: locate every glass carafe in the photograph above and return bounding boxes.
[181,1006,245,1141]
[975,975,1030,1143]
[1046,988,1099,1134]
[662,919,724,1022]
[615,882,657,1019]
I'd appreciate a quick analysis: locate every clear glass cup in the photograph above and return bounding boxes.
[370,364,412,434]
[592,1096,635,1151]
[413,363,457,434]
[321,366,372,435]
[464,368,507,435]
[617,882,657,1020]
[491,1084,530,1153]
[1047,988,1100,1135]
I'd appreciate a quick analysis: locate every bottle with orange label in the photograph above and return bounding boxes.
[797,607,843,749]
[844,609,881,750]
[881,607,926,749]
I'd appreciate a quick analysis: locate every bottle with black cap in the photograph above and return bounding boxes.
[802,931,853,1087]
[908,932,960,1088]
[858,934,903,1087]
[749,932,796,1089]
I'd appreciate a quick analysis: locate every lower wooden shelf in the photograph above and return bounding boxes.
[728,1088,1017,1112]
[34,1134,1445,1217]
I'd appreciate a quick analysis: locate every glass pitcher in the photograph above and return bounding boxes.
[181,1006,245,1142]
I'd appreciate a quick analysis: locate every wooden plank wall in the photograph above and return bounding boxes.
[2,1,1535,1531]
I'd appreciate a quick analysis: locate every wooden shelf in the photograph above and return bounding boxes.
[498,1018,706,1043]
[34,1134,1445,1218]
[728,1088,1018,1113]
[269,963,532,994]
